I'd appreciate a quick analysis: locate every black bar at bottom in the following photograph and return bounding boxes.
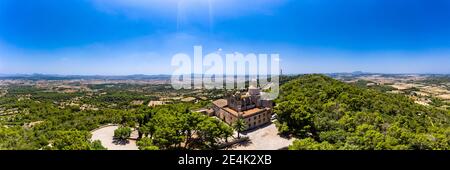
[1,150,448,169]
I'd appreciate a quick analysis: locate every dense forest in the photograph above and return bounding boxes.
[0,84,223,150]
[275,74,450,150]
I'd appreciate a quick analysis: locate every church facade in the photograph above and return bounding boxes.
[212,86,273,130]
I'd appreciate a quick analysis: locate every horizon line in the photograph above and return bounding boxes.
[1,72,450,77]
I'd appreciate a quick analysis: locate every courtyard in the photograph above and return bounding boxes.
[228,123,295,150]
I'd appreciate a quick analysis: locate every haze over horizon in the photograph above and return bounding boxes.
[1,0,450,75]
[0,71,447,77]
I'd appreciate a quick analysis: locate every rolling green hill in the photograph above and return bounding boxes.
[274,74,450,150]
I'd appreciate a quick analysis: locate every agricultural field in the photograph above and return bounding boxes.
[337,74,450,109]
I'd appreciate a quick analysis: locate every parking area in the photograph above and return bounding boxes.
[228,123,295,150]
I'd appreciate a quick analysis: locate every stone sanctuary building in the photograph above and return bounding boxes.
[212,85,273,130]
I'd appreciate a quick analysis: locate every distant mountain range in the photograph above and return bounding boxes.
[0,74,172,80]
[0,72,448,81]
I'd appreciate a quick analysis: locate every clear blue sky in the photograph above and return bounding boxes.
[0,0,449,75]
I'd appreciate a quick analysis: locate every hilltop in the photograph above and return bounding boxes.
[275,74,450,150]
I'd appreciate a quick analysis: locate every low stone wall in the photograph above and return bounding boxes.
[89,124,117,133]
[278,146,289,150]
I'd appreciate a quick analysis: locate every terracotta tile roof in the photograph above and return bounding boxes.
[222,107,239,117]
[212,99,228,108]
[222,107,267,118]
[242,108,266,118]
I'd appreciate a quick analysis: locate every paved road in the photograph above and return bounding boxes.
[91,125,139,150]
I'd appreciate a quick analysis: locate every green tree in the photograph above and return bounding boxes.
[91,140,107,150]
[277,74,450,150]
[181,112,206,149]
[289,138,335,150]
[138,126,149,139]
[114,126,132,141]
[137,137,159,150]
[232,118,247,139]
[50,130,106,150]
[150,109,185,149]
[198,118,233,149]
